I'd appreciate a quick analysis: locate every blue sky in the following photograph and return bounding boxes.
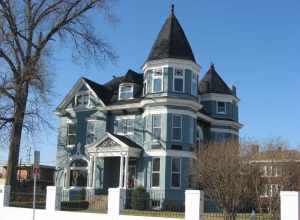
[2,0,299,165]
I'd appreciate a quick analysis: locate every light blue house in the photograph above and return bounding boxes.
[55,6,242,206]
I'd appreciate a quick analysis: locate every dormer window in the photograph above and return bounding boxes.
[76,91,90,107]
[119,83,134,100]
[217,102,226,114]
[173,69,184,92]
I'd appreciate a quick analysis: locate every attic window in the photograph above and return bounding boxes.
[76,91,90,107]
[119,83,134,100]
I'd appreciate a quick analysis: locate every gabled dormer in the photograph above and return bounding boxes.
[118,83,135,100]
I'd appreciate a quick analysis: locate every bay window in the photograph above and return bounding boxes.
[171,158,181,188]
[152,114,161,141]
[191,73,198,96]
[152,69,163,93]
[173,69,184,92]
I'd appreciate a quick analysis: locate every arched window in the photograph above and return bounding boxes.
[69,159,88,187]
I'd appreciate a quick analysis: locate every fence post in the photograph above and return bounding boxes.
[280,191,300,220]
[185,190,204,220]
[108,188,125,219]
[0,185,10,208]
[46,186,62,211]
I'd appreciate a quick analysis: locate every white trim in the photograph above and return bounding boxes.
[200,93,240,103]
[142,58,201,74]
[216,101,227,115]
[173,68,185,93]
[151,157,160,188]
[210,128,239,136]
[152,68,164,93]
[170,157,181,189]
[172,114,183,142]
[143,107,196,119]
[115,115,136,120]
[144,149,196,159]
[197,112,243,129]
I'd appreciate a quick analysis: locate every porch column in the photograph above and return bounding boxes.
[92,156,97,188]
[119,155,124,187]
[124,156,129,189]
[88,156,94,187]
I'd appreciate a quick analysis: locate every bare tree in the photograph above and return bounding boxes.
[0,0,117,189]
[197,140,264,220]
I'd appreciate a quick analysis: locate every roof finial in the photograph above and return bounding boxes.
[171,3,175,15]
[210,62,215,69]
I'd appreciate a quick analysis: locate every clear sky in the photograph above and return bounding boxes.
[1,0,299,165]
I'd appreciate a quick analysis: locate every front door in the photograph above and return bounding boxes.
[128,165,136,188]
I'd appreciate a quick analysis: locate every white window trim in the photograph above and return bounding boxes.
[86,120,97,145]
[170,158,181,189]
[67,122,76,148]
[216,101,227,114]
[173,69,185,93]
[75,91,91,108]
[115,115,135,136]
[152,114,161,142]
[172,114,182,142]
[152,68,163,93]
[118,83,134,100]
[151,157,160,188]
[191,73,198,96]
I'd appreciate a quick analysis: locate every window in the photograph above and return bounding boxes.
[116,117,134,135]
[86,120,97,145]
[143,81,147,96]
[191,73,198,96]
[67,123,76,146]
[171,158,181,188]
[152,69,163,93]
[196,126,204,144]
[152,114,161,141]
[151,158,160,187]
[172,115,182,141]
[119,84,134,100]
[69,159,88,187]
[173,69,184,92]
[217,102,226,114]
[76,92,89,107]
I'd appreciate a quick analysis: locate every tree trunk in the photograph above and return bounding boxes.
[5,82,29,190]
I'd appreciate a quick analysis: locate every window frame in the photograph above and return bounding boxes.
[75,91,90,108]
[172,114,182,141]
[86,120,97,145]
[152,69,163,93]
[173,69,185,93]
[119,83,134,100]
[152,114,161,142]
[171,158,181,189]
[191,73,198,96]
[67,123,76,147]
[216,101,227,114]
[151,157,160,188]
[115,115,135,136]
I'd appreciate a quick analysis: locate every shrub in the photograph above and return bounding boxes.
[130,186,149,210]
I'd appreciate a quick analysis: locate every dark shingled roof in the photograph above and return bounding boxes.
[83,69,143,105]
[199,64,233,95]
[111,133,143,150]
[146,8,196,63]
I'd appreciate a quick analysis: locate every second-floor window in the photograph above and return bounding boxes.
[152,114,161,141]
[86,120,97,145]
[173,69,184,92]
[116,117,134,135]
[172,115,182,141]
[217,102,226,114]
[67,123,76,146]
[152,69,163,93]
[119,84,134,100]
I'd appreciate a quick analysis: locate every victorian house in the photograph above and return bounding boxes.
[55,6,242,204]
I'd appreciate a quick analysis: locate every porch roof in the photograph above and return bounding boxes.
[86,132,142,157]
